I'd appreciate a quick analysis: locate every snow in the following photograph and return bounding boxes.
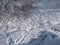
[0,0,60,45]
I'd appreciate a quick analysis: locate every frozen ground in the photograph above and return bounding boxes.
[0,0,60,45]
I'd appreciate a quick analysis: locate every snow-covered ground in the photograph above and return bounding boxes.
[0,0,60,45]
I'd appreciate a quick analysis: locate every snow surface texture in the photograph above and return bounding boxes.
[0,0,60,45]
